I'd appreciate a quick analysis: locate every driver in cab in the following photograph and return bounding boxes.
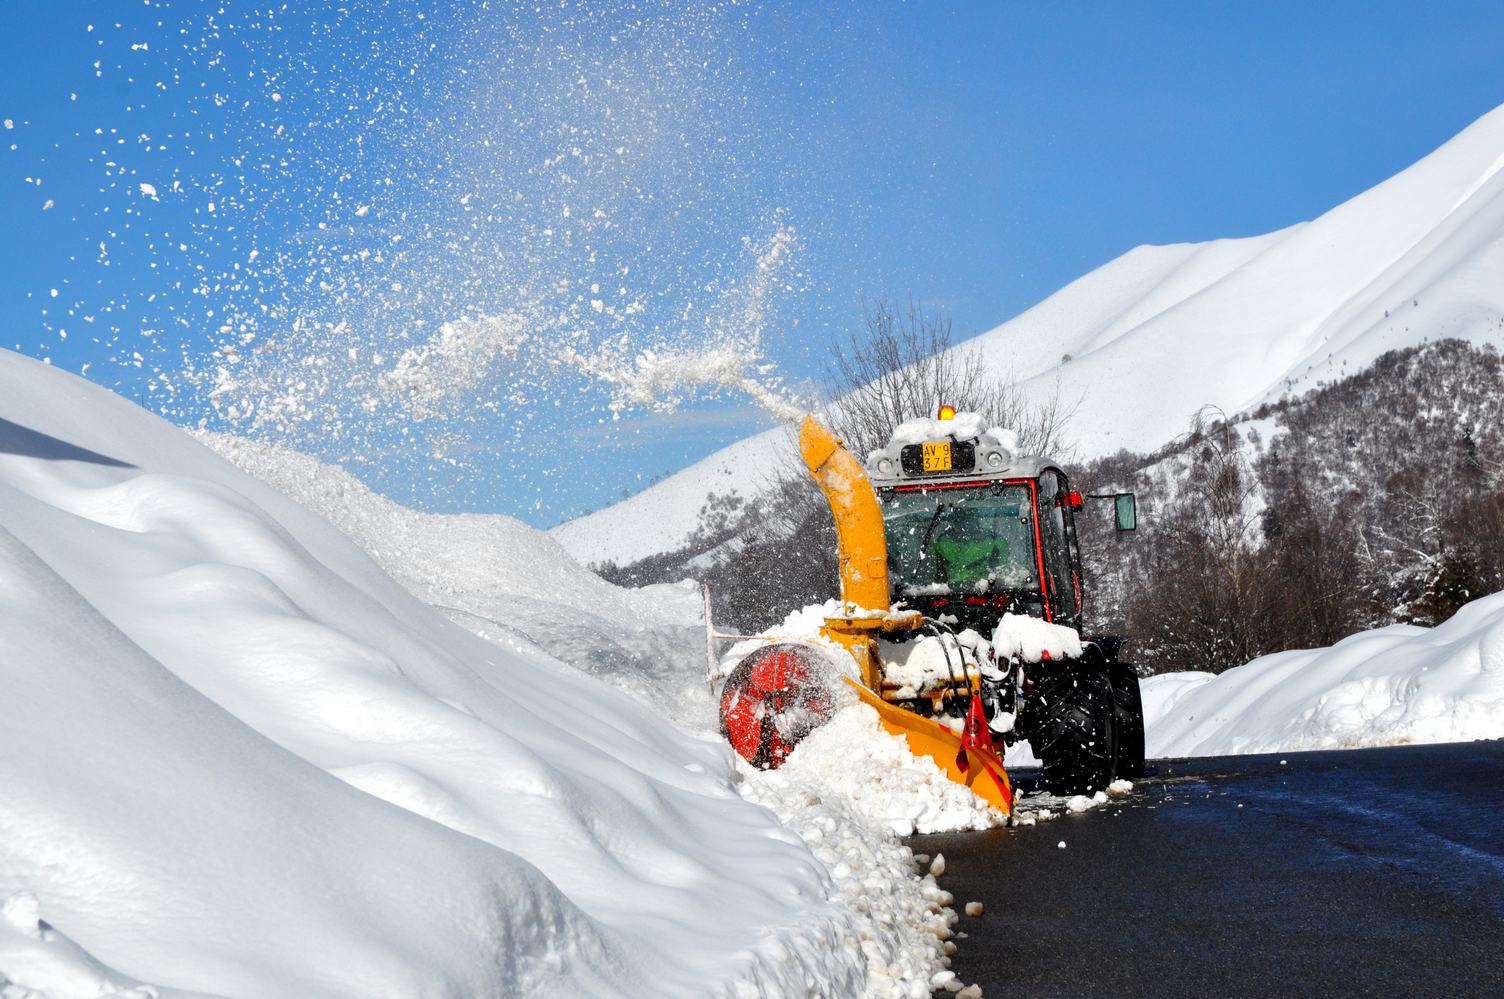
[933,507,1007,587]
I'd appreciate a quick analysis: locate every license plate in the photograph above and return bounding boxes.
[922,441,952,472]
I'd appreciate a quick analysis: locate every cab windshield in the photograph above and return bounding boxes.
[880,484,1039,598]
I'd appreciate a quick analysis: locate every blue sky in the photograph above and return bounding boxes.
[3,1,1503,525]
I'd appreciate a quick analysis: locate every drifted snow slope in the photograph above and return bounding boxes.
[195,432,711,729]
[0,349,859,998]
[1142,591,1504,758]
[554,101,1504,568]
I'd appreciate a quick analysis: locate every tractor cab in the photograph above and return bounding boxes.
[866,411,1131,635]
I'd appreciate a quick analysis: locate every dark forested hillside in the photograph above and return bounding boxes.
[1079,339,1504,673]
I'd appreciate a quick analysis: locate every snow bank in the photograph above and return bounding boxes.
[0,892,202,999]
[197,431,711,729]
[0,350,862,997]
[1143,591,1504,758]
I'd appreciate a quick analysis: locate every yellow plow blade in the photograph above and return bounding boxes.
[844,678,1014,817]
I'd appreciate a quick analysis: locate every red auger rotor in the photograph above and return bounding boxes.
[718,643,837,769]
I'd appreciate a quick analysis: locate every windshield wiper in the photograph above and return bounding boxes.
[919,502,947,558]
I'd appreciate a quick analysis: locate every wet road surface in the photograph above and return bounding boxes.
[912,740,1504,997]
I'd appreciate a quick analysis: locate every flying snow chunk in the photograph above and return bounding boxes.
[272,92,283,103]
[139,182,157,198]
[3,891,41,937]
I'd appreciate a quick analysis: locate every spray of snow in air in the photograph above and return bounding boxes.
[27,2,812,514]
[556,225,808,424]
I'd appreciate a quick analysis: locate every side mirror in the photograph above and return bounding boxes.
[1114,493,1137,532]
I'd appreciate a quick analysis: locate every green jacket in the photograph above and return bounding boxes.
[933,533,1007,585]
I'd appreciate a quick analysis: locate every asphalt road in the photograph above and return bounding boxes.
[912,741,1504,998]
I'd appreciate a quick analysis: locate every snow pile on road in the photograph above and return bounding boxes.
[737,751,972,996]
[0,350,871,997]
[1143,591,1504,758]
[769,704,1007,837]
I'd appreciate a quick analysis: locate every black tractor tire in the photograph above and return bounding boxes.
[1029,662,1117,796]
[1109,661,1147,779]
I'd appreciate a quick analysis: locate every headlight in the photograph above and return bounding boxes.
[878,458,895,475]
[987,451,1004,468]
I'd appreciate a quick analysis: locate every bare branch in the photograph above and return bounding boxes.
[825,296,1074,458]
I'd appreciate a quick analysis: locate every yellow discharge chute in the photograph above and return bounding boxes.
[798,415,1013,816]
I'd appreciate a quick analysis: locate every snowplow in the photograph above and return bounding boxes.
[715,410,1146,815]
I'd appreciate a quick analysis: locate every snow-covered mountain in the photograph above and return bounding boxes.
[554,101,1504,568]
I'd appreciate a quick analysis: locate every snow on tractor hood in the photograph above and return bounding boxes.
[881,411,1020,454]
[993,613,1084,663]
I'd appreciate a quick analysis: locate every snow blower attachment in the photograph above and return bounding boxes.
[714,410,1146,811]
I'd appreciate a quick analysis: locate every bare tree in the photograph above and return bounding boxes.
[826,297,1075,458]
[1125,409,1282,674]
